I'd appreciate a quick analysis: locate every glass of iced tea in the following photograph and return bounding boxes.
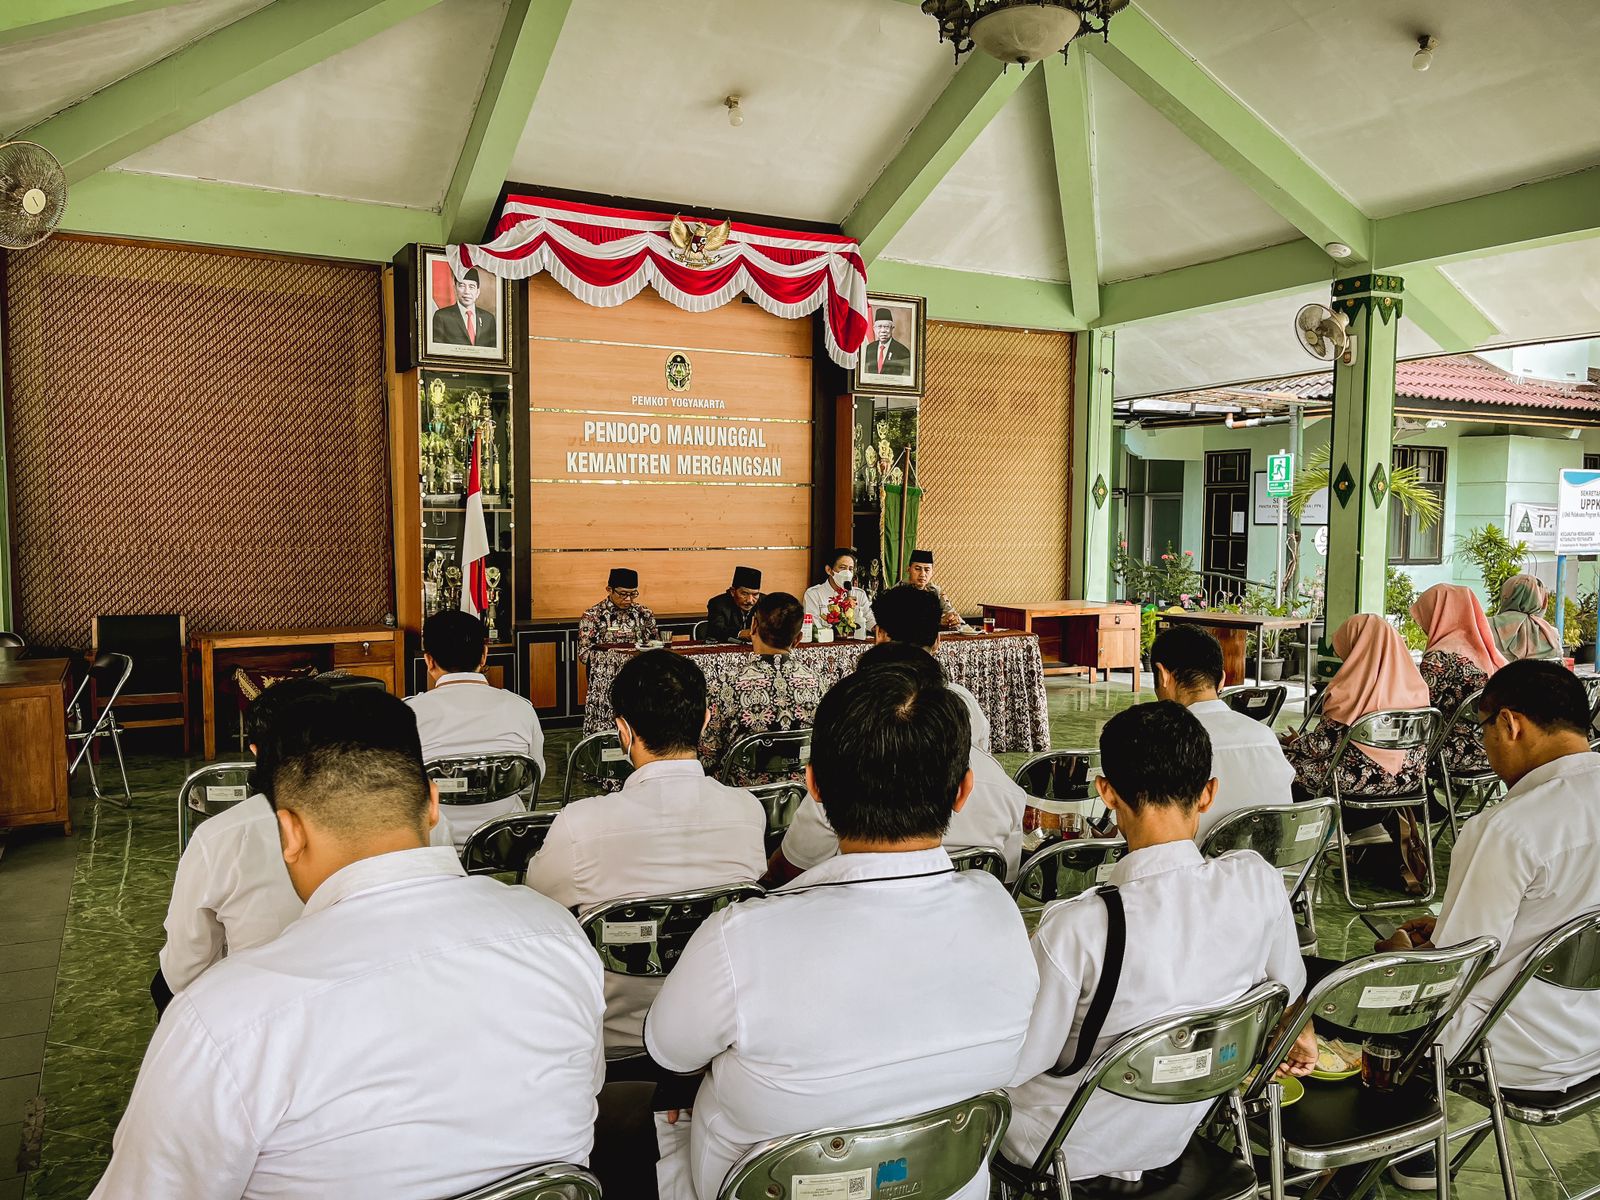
[1361,1039,1402,1091]
[983,615,996,634]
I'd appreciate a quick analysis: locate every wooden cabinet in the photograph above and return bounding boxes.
[0,658,71,833]
[981,601,1142,693]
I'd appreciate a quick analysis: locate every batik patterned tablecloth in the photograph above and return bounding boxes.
[582,630,1051,753]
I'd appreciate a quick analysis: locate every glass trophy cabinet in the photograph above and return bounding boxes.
[418,370,516,646]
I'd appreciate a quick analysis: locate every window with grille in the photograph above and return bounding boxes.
[1389,446,1446,565]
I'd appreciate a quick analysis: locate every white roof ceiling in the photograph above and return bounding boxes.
[5,0,1599,395]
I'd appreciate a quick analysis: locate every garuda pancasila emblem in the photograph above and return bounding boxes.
[668,215,731,267]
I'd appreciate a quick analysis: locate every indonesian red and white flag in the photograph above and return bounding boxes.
[459,431,490,618]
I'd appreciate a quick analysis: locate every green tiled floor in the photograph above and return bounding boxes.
[2,677,1597,1198]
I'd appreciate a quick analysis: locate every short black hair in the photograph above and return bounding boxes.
[611,649,706,754]
[423,610,488,674]
[1481,659,1590,736]
[827,547,856,568]
[267,689,431,840]
[810,663,970,842]
[855,639,944,689]
[874,584,942,649]
[1151,625,1225,692]
[753,591,804,649]
[246,677,334,800]
[1099,700,1213,813]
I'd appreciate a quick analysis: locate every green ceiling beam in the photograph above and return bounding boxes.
[1084,7,1371,262]
[0,0,189,48]
[1041,55,1100,326]
[866,260,1081,331]
[1098,239,1330,327]
[844,56,1032,264]
[64,171,443,261]
[443,0,571,245]
[1375,165,1600,270]
[1402,266,1498,353]
[15,0,446,182]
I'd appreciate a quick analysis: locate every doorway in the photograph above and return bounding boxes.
[1204,450,1249,602]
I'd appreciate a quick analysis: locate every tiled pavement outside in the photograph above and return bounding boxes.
[1,674,1597,1197]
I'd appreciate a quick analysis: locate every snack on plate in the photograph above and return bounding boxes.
[1316,1037,1362,1074]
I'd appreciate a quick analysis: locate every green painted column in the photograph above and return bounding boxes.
[1322,273,1405,643]
[1070,329,1115,599]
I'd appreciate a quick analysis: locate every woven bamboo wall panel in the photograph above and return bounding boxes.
[916,322,1074,611]
[4,237,392,647]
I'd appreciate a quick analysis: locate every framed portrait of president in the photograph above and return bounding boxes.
[851,292,925,397]
[414,245,513,370]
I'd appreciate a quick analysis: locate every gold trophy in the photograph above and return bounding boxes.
[444,565,462,612]
[484,567,502,640]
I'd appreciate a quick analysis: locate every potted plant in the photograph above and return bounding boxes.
[1456,524,1532,611]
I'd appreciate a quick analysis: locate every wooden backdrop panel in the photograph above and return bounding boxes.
[528,276,814,619]
[917,322,1074,612]
[529,275,813,357]
[528,483,810,550]
[531,549,811,620]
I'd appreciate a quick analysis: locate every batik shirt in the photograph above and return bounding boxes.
[1280,716,1428,799]
[1420,650,1490,774]
[701,653,823,784]
[577,598,659,663]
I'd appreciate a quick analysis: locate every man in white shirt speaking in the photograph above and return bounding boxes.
[93,688,605,1200]
[1378,660,1600,1190]
[1003,701,1309,1186]
[645,660,1038,1200]
[1151,623,1295,842]
[407,609,546,847]
[525,649,767,1057]
[769,642,1026,883]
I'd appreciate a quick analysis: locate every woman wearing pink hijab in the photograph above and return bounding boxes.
[1412,583,1506,772]
[1281,613,1432,800]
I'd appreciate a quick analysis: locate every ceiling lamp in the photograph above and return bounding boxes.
[921,0,1128,66]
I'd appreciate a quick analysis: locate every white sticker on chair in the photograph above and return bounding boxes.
[1095,862,1116,883]
[792,1169,871,1200]
[601,920,658,946]
[1358,984,1419,1008]
[435,777,469,794]
[1421,979,1457,1000]
[1151,1047,1212,1083]
[1295,821,1326,842]
[601,747,629,762]
[205,785,248,802]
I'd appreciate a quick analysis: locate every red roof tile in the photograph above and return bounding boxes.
[1246,354,1600,414]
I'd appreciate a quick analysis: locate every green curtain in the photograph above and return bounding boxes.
[880,482,923,586]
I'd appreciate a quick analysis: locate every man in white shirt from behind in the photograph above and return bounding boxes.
[1150,623,1296,842]
[647,662,1039,1200]
[407,609,546,848]
[525,649,767,1056]
[768,642,1025,885]
[1377,660,1600,1190]
[1004,701,1312,1186]
[93,688,604,1200]
[873,582,990,751]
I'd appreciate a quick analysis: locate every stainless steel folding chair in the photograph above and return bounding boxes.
[177,761,254,851]
[66,651,134,807]
[561,732,634,804]
[722,727,812,788]
[443,1161,601,1200]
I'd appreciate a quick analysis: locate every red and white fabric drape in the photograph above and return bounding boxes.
[447,195,871,368]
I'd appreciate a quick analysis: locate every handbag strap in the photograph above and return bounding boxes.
[1060,885,1126,1077]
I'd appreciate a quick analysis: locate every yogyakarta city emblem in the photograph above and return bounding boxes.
[668,214,731,267]
[665,351,693,392]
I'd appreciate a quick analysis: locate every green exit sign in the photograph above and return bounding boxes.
[1266,452,1294,497]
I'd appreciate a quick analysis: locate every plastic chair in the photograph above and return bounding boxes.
[722,727,812,787]
[177,761,254,851]
[949,846,1007,882]
[579,883,765,979]
[1326,706,1444,912]
[1431,688,1505,842]
[92,614,189,753]
[427,754,542,809]
[993,982,1290,1200]
[66,652,134,807]
[458,810,557,881]
[1012,837,1126,905]
[1219,683,1288,725]
[1246,936,1500,1200]
[443,1161,602,1200]
[561,732,634,804]
[1012,749,1100,802]
[1447,909,1600,1200]
[719,1090,1011,1200]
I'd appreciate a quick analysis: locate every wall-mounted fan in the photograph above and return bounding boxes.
[1294,303,1354,364]
[0,141,66,250]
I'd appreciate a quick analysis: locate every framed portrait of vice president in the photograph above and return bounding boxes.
[417,245,513,370]
[851,293,926,397]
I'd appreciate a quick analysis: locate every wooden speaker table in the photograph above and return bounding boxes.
[980,601,1141,693]
[0,657,71,833]
[192,626,403,759]
[1154,610,1313,693]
